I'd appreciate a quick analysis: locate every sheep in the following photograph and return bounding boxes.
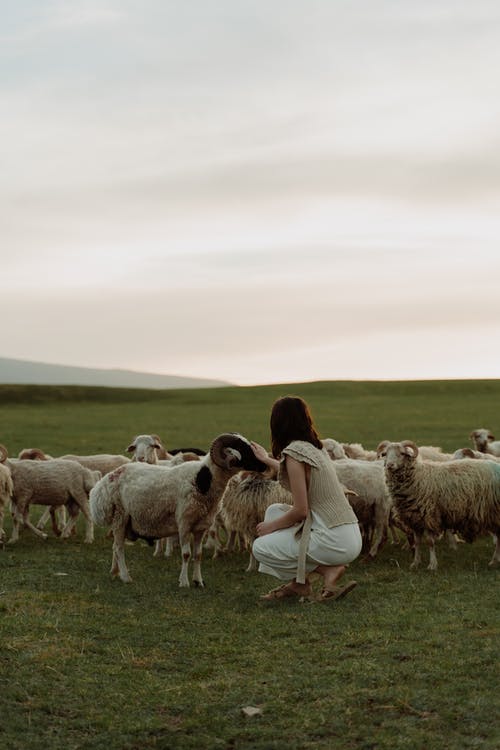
[376,441,454,462]
[379,440,500,570]
[321,438,348,460]
[470,429,500,457]
[59,453,130,476]
[330,459,392,559]
[89,433,267,587]
[0,462,14,546]
[0,445,101,543]
[217,470,292,571]
[453,448,500,462]
[16,447,67,535]
[342,443,378,461]
[126,434,170,463]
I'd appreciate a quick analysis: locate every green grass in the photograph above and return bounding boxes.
[0,381,499,749]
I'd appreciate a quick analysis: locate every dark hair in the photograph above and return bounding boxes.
[270,396,323,458]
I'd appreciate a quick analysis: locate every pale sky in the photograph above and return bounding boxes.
[1,0,500,385]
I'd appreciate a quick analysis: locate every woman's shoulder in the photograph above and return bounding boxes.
[282,440,323,467]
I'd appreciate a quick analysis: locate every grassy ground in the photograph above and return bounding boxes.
[0,381,499,749]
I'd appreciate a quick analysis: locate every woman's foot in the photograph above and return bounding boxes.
[260,580,312,600]
[314,564,346,591]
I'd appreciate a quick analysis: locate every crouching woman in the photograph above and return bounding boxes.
[251,396,362,602]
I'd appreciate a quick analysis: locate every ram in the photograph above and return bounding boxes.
[89,433,267,587]
[379,440,500,570]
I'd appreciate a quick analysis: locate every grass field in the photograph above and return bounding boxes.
[0,381,499,749]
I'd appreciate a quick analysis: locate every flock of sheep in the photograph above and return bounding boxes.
[0,428,499,588]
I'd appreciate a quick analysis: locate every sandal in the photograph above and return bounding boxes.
[260,582,311,601]
[319,580,357,602]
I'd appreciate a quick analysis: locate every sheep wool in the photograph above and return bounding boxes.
[382,441,500,569]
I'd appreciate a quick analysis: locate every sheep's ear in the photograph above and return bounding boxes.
[469,430,478,439]
[223,447,242,468]
[126,444,136,453]
[195,465,212,494]
[488,433,495,441]
[376,440,389,457]
[152,443,162,450]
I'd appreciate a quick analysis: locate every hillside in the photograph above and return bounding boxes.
[0,356,231,390]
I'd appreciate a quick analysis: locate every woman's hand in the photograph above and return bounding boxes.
[256,520,275,537]
[250,441,272,464]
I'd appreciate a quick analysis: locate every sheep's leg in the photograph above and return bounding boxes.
[488,534,500,567]
[367,509,390,559]
[245,551,257,572]
[178,532,192,587]
[69,492,94,543]
[410,534,422,569]
[165,535,178,557]
[19,506,48,540]
[427,536,438,571]
[444,529,458,550]
[60,507,79,539]
[36,506,52,531]
[111,519,132,582]
[153,538,165,557]
[191,531,205,587]
[7,503,24,543]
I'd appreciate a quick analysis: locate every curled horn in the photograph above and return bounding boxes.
[400,440,419,458]
[0,444,9,464]
[210,433,244,469]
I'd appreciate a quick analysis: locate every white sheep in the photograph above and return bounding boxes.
[342,443,378,460]
[126,434,170,463]
[453,448,500,462]
[379,440,500,570]
[89,433,267,587]
[470,429,500,457]
[321,438,348,460]
[16,447,67,535]
[330,458,392,560]
[0,445,101,543]
[59,453,130,475]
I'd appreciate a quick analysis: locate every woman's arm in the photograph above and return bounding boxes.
[256,456,309,536]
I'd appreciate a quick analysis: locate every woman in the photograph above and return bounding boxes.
[251,395,362,601]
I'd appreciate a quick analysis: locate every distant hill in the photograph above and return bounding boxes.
[0,357,232,390]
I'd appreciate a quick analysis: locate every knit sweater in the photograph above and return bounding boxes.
[279,440,358,582]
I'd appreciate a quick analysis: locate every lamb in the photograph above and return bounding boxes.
[470,429,500,457]
[0,444,101,543]
[89,433,267,587]
[59,453,130,475]
[379,440,500,570]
